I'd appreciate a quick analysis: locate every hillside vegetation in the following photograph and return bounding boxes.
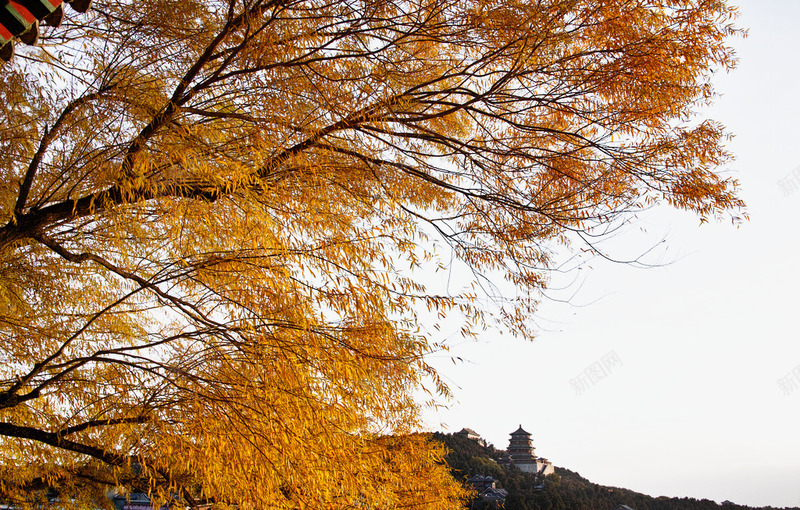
[434,433,798,510]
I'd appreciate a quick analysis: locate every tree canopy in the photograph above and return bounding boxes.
[0,0,744,508]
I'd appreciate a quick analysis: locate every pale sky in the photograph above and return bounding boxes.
[422,1,800,507]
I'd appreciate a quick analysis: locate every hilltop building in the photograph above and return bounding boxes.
[500,425,554,475]
[455,427,486,446]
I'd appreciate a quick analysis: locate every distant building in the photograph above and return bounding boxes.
[466,474,498,491]
[500,425,554,475]
[111,493,170,510]
[466,475,507,509]
[455,427,486,447]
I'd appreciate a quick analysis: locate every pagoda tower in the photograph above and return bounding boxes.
[507,425,537,466]
[504,425,554,475]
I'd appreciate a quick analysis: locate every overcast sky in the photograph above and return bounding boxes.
[422,1,800,507]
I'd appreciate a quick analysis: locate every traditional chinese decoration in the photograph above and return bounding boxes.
[0,0,91,63]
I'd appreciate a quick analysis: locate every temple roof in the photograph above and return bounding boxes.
[510,424,530,436]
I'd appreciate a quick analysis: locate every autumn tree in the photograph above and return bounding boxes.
[0,0,744,508]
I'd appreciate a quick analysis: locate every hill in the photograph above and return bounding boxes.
[433,433,799,510]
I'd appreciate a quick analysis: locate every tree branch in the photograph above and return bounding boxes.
[0,422,129,466]
[59,416,151,437]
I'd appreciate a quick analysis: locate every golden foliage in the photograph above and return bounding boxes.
[0,0,743,508]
